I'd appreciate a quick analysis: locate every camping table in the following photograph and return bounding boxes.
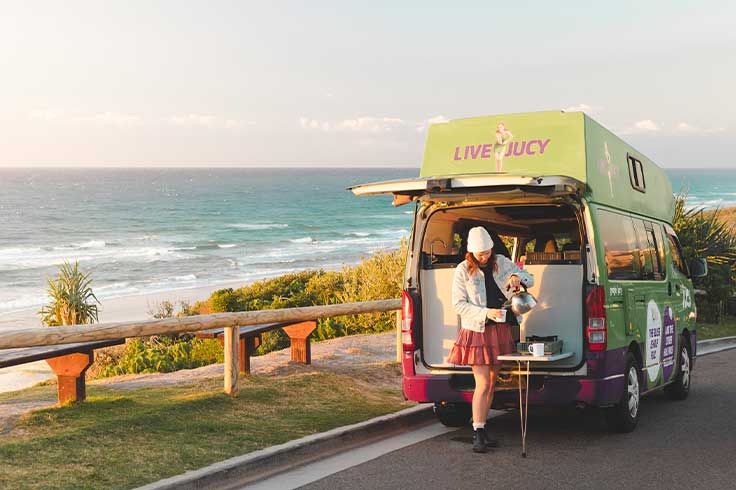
[497,352,573,458]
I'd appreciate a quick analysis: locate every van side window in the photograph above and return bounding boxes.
[665,225,688,276]
[633,220,664,280]
[656,224,668,278]
[628,155,646,192]
[646,224,664,280]
[597,209,641,280]
[632,219,651,278]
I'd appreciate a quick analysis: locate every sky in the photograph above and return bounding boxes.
[1,1,734,168]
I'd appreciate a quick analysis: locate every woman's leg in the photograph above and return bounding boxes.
[486,365,497,410]
[495,152,504,172]
[471,364,492,424]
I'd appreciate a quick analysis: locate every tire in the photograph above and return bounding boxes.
[606,352,640,433]
[665,336,691,400]
[433,402,472,427]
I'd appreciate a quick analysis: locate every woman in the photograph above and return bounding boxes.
[493,122,513,172]
[448,226,534,453]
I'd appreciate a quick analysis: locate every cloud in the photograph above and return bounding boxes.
[28,109,142,126]
[28,108,66,122]
[562,104,604,114]
[338,117,405,132]
[674,122,725,134]
[79,112,142,126]
[299,116,406,132]
[620,119,661,134]
[165,114,253,129]
[415,115,449,132]
[619,119,727,135]
[634,119,660,131]
[28,109,254,130]
[299,117,331,131]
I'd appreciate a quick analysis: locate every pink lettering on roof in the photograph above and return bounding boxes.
[450,138,551,161]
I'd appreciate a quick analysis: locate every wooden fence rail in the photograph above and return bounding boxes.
[0,299,402,397]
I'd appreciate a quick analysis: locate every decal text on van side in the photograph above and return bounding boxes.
[452,139,551,161]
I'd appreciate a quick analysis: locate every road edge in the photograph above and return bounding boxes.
[134,404,434,490]
[136,336,736,490]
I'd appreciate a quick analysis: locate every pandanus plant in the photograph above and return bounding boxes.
[672,193,736,267]
[673,192,736,322]
[39,260,100,326]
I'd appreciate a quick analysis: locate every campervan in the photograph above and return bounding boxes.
[350,111,707,432]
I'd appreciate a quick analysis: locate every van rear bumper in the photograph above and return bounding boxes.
[403,373,624,408]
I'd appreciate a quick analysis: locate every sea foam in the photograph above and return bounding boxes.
[226,223,289,230]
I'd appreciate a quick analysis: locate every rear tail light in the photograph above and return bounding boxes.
[401,290,415,351]
[586,286,607,351]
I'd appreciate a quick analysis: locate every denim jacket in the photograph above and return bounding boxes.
[452,255,534,333]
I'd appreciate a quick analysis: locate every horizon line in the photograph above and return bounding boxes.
[0,165,733,170]
[0,164,422,169]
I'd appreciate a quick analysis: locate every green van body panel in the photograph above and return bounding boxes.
[420,111,587,182]
[589,201,696,390]
[420,111,675,224]
[583,116,675,225]
[417,110,695,394]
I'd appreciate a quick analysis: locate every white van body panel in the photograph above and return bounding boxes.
[518,264,584,367]
[419,268,461,367]
[348,175,584,197]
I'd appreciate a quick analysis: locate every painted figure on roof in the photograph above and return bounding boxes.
[493,122,513,172]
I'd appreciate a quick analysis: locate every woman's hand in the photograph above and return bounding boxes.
[486,308,505,321]
[506,274,521,291]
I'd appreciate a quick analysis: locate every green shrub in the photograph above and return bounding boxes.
[204,239,408,353]
[99,336,223,377]
[97,240,407,376]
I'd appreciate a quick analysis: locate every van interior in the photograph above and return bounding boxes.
[419,203,584,371]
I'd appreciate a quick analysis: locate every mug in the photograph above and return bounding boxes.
[528,343,545,357]
[495,308,507,323]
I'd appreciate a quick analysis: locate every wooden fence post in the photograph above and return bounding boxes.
[46,352,94,404]
[224,326,239,396]
[283,321,317,364]
[395,310,402,363]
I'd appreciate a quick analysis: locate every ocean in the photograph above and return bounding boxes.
[0,167,733,316]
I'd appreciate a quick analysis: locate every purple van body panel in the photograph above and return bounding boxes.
[402,373,625,408]
[690,330,697,368]
[403,347,633,407]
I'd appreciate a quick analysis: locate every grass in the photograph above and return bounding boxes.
[0,365,411,490]
[696,315,736,340]
[704,206,736,228]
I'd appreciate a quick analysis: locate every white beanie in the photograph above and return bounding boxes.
[467,227,494,253]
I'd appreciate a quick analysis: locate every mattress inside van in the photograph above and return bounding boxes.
[420,264,584,369]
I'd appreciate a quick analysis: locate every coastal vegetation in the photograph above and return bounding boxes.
[673,195,736,322]
[92,240,407,376]
[196,238,407,352]
[38,260,99,327]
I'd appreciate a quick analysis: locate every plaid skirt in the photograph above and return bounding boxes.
[447,322,515,366]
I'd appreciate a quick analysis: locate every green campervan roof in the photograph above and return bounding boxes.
[420,111,675,223]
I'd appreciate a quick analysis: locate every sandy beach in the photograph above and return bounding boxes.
[0,279,249,393]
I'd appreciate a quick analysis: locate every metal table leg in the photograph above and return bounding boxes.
[517,360,530,458]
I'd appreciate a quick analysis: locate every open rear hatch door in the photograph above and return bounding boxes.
[348,174,585,206]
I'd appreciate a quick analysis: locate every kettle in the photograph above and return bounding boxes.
[503,284,537,316]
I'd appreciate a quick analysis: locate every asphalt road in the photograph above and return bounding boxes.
[300,350,736,490]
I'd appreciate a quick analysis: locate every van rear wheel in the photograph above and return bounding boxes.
[433,402,472,427]
[605,352,640,433]
[665,336,691,400]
